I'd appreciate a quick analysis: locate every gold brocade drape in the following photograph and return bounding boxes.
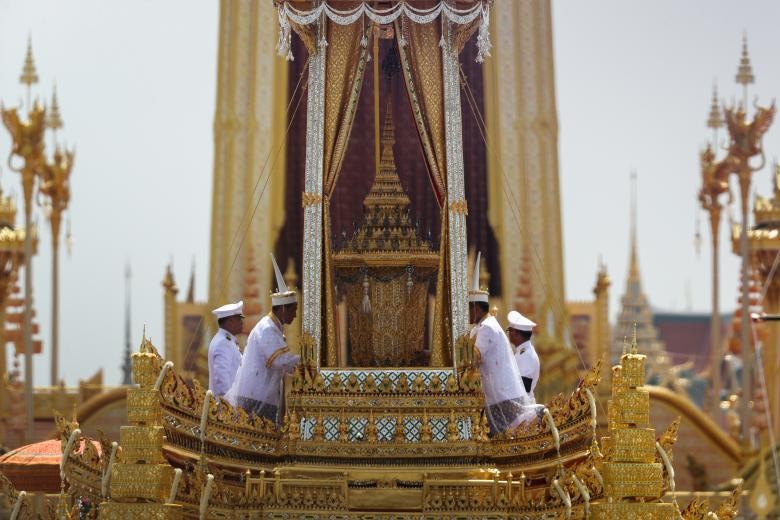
[342,269,431,367]
[322,18,370,366]
[395,17,480,366]
[396,19,450,365]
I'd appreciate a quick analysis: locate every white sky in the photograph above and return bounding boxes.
[1,1,779,386]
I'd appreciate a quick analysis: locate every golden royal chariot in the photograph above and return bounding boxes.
[38,2,741,519]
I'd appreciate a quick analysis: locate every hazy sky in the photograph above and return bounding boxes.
[1,1,779,386]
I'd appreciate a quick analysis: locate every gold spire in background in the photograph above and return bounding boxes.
[735,33,755,88]
[47,84,64,133]
[18,36,39,88]
[707,82,723,131]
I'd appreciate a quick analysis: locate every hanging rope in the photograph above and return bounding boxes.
[183,58,310,355]
[458,66,600,395]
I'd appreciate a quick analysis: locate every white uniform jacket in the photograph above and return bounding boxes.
[470,315,528,406]
[207,328,242,398]
[224,314,299,421]
[513,340,540,404]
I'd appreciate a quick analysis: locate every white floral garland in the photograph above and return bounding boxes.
[276,1,491,63]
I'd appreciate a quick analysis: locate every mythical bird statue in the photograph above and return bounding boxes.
[724,101,776,164]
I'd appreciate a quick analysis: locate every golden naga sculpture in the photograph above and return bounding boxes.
[724,102,776,163]
[1,104,47,173]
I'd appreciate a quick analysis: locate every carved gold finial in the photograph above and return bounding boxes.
[421,409,432,443]
[631,323,638,354]
[47,84,63,132]
[707,81,723,130]
[0,190,18,228]
[622,336,627,357]
[735,33,755,87]
[19,35,39,87]
[339,409,349,442]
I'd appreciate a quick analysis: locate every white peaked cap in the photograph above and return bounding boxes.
[468,251,489,303]
[507,310,536,332]
[271,253,297,306]
[212,300,244,320]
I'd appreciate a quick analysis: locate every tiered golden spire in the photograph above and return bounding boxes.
[362,99,410,210]
[707,82,723,131]
[18,36,39,88]
[735,33,755,88]
[99,340,182,518]
[338,101,433,255]
[47,84,64,132]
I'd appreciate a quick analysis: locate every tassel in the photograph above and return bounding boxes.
[439,12,445,48]
[399,35,407,48]
[475,5,492,63]
[361,271,371,314]
[319,35,328,49]
[276,7,292,60]
[361,11,368,48]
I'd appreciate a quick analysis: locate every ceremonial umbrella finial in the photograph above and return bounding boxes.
[19,35,39,88]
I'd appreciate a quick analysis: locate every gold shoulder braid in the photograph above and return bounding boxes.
[266,346,291,369]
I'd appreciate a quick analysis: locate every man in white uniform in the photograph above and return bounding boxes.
[225,255,300,425]
[468,252,530,434]
[207,301,244,398]
[506,310,540,404]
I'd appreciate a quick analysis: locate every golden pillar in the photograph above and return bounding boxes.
[746,165,780,446]
[592,263,611,383]
[484,0,566,342]
[163,265,180,367]
[39,143,73,387]
[723,99,774,447]
[699,83,726,420]
[0,193,26,445]
[1,102,46,441]
[208,0,288,323]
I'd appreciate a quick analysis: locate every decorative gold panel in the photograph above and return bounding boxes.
[119,425,165,464]
[126,388,162,424]
[98,503,182,520]
[620,353,646,388]
[608,390,650,427]
[601,462,664,498]
[109,463,173,501]
[591,501,677,519]
[610,427,656,463]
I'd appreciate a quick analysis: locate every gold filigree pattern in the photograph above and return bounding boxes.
[448,199,468,215]
[301,191,322,207]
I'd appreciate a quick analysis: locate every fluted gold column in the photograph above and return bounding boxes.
[484,0,566,341]
[208,0,288,319]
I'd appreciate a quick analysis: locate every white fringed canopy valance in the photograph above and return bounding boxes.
[276,1,492,62]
